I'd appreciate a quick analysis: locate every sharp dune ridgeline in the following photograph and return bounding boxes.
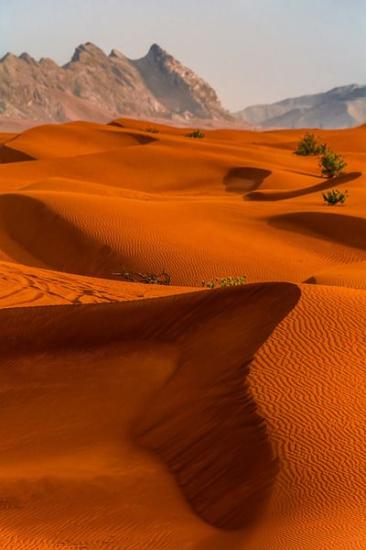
[0,118,365,549]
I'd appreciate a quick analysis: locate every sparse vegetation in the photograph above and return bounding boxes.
[319,149,347,178]
[322,189,348,205]
[113,271,171,285]
[295,133,326,156]
[202,275,246,289]
[186,129,205,139]
[294,133,348,179]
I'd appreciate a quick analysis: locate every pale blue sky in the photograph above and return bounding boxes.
[0,0,365,110]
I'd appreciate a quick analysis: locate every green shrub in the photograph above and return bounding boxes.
[295,133,326,156]
[319,149,347,178]
[186,129,205,139]
[202,275,246,289]
[322,189,348,205]
[114,271,171,285]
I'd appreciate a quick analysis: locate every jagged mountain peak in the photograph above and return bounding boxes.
[146,43,168,60]
[19,52,38,65]
[0,52,18,64]
[70,42,107,63]
[109,48,127,60]
[133,44,229,120]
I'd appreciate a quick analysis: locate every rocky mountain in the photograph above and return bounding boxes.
[0,42,230,125]
[234,84,366,129]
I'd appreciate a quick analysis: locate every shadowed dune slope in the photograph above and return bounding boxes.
[0,192,122,274]
[0,281,300,549]
[269,210,366,251]
[247,171,361,201]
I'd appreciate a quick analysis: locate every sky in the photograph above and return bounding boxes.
[0,0,365,111]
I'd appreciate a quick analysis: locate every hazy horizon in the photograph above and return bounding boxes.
[1,0,365,111]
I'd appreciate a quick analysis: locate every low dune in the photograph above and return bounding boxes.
[0,119,364,549]
[269,210,366,252]
[0,121,155,161]
[306,260,366,289]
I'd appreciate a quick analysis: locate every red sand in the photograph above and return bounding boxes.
[0,119,364,549]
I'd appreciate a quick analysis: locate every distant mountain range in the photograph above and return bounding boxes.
[233,84,366,129]
[0,42,365,130]
[0,42,230,125]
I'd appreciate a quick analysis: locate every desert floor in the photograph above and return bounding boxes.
[0,119,364,549]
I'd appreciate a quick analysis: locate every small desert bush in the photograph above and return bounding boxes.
[319,149,347,178]
[295,133,326,156]
[322,188,348,205]
[186,129,205,139]
[202,275,246,289]
[115,270,171,285]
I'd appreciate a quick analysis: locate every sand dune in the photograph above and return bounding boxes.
[269,210,366,251]
[0,121,155,161]
[0,119,364,549]
[247,171,362,201]
[306,260,366,289]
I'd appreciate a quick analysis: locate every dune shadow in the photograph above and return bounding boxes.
[0,193,122,274]
[303,276,317,284]
[269,211,366,251]
[224,167,271,195]
[136,283,301,531]
[129,133,158,146]
[109,120,125,128]
[0,144,35,164]
[247,171,361,202]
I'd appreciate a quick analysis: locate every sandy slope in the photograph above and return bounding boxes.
[0,119,364,549]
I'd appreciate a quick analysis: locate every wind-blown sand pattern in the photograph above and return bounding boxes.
[0,119,365,549]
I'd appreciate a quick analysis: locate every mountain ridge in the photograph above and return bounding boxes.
[234,84,366,129]
[0,42,231,125]
[1,43,365,130]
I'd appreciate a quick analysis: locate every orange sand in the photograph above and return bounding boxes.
[0,119,364,549]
